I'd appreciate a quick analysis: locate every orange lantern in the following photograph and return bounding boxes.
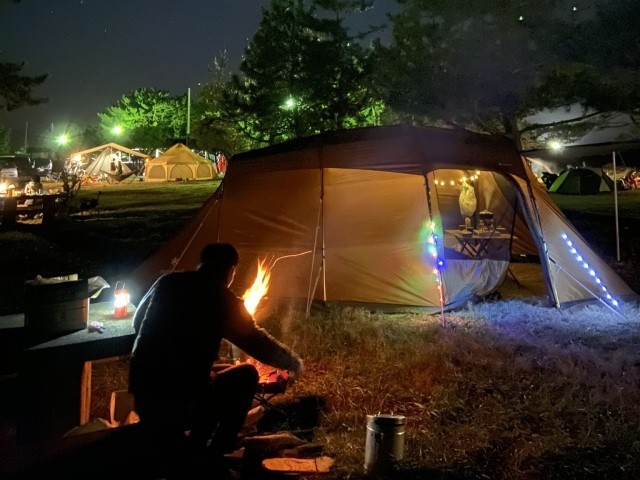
[113,281,130,318]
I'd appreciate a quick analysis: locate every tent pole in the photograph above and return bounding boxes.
[613,151,620,262]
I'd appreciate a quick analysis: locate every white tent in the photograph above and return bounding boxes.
[144,143,215,182]
[128,125,638,315]
[73,143,150,182]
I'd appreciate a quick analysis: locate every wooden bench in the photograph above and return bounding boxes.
[1,422,185,480]
[0,194,67,228]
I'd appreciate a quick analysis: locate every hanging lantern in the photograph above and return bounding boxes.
[113,281,130,318]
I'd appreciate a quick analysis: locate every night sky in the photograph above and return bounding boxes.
[0,0,399,148]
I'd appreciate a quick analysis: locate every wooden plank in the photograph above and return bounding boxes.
[262,456,334,474]
[79,361,92,425]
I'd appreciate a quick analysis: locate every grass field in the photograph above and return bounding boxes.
[2,180,640,479]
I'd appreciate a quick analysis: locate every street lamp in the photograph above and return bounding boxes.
[282,96,297,110]
[112,125,123,136]
[56,134,69,146]
[548,140,563,152]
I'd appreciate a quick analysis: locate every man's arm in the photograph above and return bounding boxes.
[222,295,302,374]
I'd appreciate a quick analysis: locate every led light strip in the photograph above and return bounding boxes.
[428,221,445,309]
[561,233,619,309]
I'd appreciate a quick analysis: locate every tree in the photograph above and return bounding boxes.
[524,1,640,143]
[1,1,48,112]
[190,53,257,156]
[97,88,187,149]
[0,124,10,152]
[0,62,47,112]
[374,0,640,149]
[222,0,386,145]
[374,0,565,149]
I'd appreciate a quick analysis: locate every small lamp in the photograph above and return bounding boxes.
[114,281,130,318]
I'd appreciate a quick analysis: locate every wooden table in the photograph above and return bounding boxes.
[445,229,514,258]
[0,301,137,443]
[0,193,67,228]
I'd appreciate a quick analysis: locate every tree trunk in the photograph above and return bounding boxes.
[501,114,523,152]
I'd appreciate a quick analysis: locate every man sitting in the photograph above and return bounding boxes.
[129,243,303,478]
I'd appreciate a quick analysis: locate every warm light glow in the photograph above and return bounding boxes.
[242,258,271,316]
[113,283,130,319]
[72,154,81,162]
[548,140,563,151]
[0,182,6,195]
[114,290,130,308]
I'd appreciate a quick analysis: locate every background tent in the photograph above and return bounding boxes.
[145,143,215,182]
[548,167,610,195]
[73,143,150,182]
[128,125,637,316]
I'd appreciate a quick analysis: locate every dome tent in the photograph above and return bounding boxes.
[548,167,610,195]
[144,143,215,182]
[128,125,637,315]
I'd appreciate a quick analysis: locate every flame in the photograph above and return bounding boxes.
[242,258,271,316]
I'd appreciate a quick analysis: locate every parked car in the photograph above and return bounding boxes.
[0,154,34,183]
[0,158,19,180]
[33,157,53,177]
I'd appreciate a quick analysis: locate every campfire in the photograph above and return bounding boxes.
[242,258,271,318]
[240,258,288,388]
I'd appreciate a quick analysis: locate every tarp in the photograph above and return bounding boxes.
[144,143,215,182]
[128,125,638,315]
[548,167,610,195]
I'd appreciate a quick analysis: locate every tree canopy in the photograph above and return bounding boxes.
[374,0,640,149]
[97,88,187,150]
[218,0,387,146]
[1,1,47,114]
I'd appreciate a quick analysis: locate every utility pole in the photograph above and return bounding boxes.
[24,121,28,151]
[186,88,191,147]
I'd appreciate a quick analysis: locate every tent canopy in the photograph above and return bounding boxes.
[72,143,150,182]
[129,125,637,315]
[144,143,215,182]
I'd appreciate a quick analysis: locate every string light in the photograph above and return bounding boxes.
[428,220,445,309]
[561,233,619,308]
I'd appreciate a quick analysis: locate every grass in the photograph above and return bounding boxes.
[2,181,640,479]
[0,180,220,315]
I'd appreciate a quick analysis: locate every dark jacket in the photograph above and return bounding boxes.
[129,270,301,401]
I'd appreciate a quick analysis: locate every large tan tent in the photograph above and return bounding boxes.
[144,143,215,182]
[128,125,638,315]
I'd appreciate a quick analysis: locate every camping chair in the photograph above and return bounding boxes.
[253,364,291,417]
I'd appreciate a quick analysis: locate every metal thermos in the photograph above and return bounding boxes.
[364,414,406,475]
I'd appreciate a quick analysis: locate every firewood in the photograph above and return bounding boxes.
[262,456,334,474]
[243,432,307,457]
[277,443,324,458]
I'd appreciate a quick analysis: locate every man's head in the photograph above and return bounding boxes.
[199,243,239,285]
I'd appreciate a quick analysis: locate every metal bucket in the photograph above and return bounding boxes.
[364,414,406,475]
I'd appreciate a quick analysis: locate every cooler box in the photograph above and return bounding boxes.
[24,278,89,337]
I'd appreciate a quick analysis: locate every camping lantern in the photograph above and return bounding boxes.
[113,281,130,318]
